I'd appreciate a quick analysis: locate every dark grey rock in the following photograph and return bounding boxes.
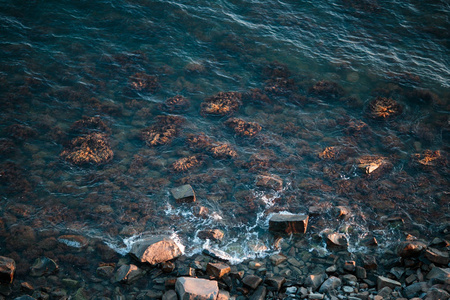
[162,290,177,300]
[308,293,325,299]
[265,276,286,291]
[325,233,348,250]
[243,275,263,289]
[30,257,58,277]
[355,266,367,279]
[206,262,231,279]
[256,174,283,191]
[305,273,328,291]
[389,267,405,280]
[269,254,287,266]
[129,235,182,265]
[269,213,309,234]
[361,255,377,270]
[377,286,393,299]
[171,185,196,203]
[31,291,49,300]
[319,276,342,293]
[96,265,115,279]
[198,229,224,241]
[14,296,36,300]
[425,287,450,300]
[0,256,15,285]
[249,286,266,300]
[403,282,427,298]
[377,276,401,290]
[175,277,218,300]
[425,267,450,284]
[113,264,144,284]
[424,247,449,265]
[342,274,358,286]
[355,291,369,300]
[344,261,356,272]
[397,241,427,258]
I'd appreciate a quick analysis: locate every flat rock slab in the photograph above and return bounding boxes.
[0,256,15,285]
[176,277,218,300]
[243,275,263,289]
[319,276,342,293]
[171,185,196,203]
[377,276,401,290]
[129,235,182,265]
[424,247,449,265]
[269,214,309,234]
[206,262,231,279]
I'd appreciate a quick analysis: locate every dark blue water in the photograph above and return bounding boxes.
[1,0,449,269]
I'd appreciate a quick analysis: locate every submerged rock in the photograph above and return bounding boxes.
[140,115,184,147]
[366,96,402,120]
[57,235,88,248]
[113,264,144,284]
[161,95,190,112]
[308,80,345,99]
[197,229,224,241]
[60,133,113,165]
[128,72,160,93]
[187,134,237,159]
[129,235,182,265]
[200,91,242,116]
[224,118,261,138]
[30,257,58,277]
[269,213,309,234]
[170,184,196,203]
[171,155,204,172]
[176,277,219,300]
[256,174,283,191]
[357,155,391,176]
[0,256,15,285]
[412,150,447,168]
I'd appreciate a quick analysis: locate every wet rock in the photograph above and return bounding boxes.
[355,266,367,279]
[197,229,224,241]
[249,286,266,300]
[60,133,113,165]
[20,282,34,293]
[305,273,328,291]
[269,213,309,234]
[129,235,182,265]
[224,118,261,138]
[72,287,88,300]
[171,185,196,203]
[425,267,450,284]
[96,265,115,279]
[308,80,344,99]
[265,276,286,291]
[242,275,263,289]
[13,296,35,300]
[30,257,58,277]
[325,232,348,250]
[32,291,49,300]
[162,290,177,300]
[366,96,402,119]
[201,92,242,116]
[62,278,80,288]
[113,264,144,284]
[256,174,283,191]
[206,262,231,279]
[403,281,427,298]
[57,235,88,248]
[342,274,358,286]
[269,253,287,266]
[7,124,37,140]
[397,241,427,258]
[0,256,15,284]
[412,150,446,168]
[161,95,190,112]
[425,287,450,300]
[128,72,160,93]
[377,276,401,290]
[162,261,175,273]
[175,277,219,300]
[319,276,342,293]
[357,155,391,175]
[140,115,184,147]
[202,248,230,262]
[424,247,449,265]
[192,206,209,218]
[361,255,378,270]
[171,155,204,172]
[333,206,351,219]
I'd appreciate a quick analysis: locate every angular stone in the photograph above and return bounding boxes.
[96,265,115,279]
[425,267,450,284]
[342,274,358,286]
[378,286,393,299]
[269,253,287,266]
[162,290,177,300]
[389,267,405,280]
[269,214,309,234]
[309,293,324,300]
[217,290,230,300]
[57,235,88,248]
[377,276,401,290]
[325,233,348,250]
[344,261,356,272]
[206,262,231,279]
[113,264,144,284]
[265,276,286,291]
[424,247,449,265]
[171,185,196,203]
[0,256,15,284]
[305,273,328,291]
[198,229,224,241]
[256,174,283,191]
[243,275,263,289]
[249,286,266,300]
[405,274,417,285]
[403,282,427,298]
[129,235,182,265]
[176,277,218,300]
[30,257,58,277]
[319,276,342,293]
[361,255,377,270]
[397,241,426,258]
[425,287,450,300]
[355,266,367,279]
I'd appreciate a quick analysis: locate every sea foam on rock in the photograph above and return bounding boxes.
[129,235,182,265]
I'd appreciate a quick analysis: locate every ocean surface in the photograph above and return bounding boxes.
[1,0,449,266]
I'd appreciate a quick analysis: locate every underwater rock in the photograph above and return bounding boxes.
[206,262,231,279]
[264,77,296,95]
[187,134,237,159]
[140,115,185,147]
[0,138,16,155]
[325,232,348,250]
[171,155,205,172]
[308,80,345,99]
[243,88,272,105]
[113,264,144,284]
[128,72,160,93]
[256,174,283,191]
[318,146,352,161]
[200,91,242,116]
[197,229,224,241]
[411,150,447,168]
[357,155,391,176]
[269,214,309,234]
[60,133,113,165]
[161,95,191,112]
[366,96,402,120]
[6,225,36,250]
[7,124,37,140]
[70,116,111,135]
[30,257,58,277]
[224,118,261,138]
[0,162,32,195]
[57,235,88,248]
[0,256,15,285]
[170,184,196,203]
[176,277,219,300]
[129,235,182,265]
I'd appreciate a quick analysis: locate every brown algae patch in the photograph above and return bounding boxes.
[60,133,113,165]
[140,115,184,147]
[367,96,403,119]
[224,118,262,138]
[200,92,242,116]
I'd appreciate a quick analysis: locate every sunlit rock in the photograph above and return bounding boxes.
[357,155,391,175]
[206,262,231,279]
[396,241,426,258]
[176,277,219,300]
[325,232,348,250]
[113,264,144,284]
[161,95,190,112]
[129,235,182,265]
[171,155,204,172]
[140,115,184,147]
[269,213,309,234]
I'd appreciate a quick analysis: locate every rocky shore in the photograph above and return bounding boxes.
[1,218,448,300]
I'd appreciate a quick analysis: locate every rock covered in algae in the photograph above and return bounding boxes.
[367,96,402,119]
[140,115,184,147]
[224,118,262,138]
[411,150,447,168]
[200,91,242,116]
[160,95,190,112]
[171,155,204,172]
[60,133,113,165]
[186,134,237,159]
[128,72,160,93]
[70,116,111,135]
[308,80,345,99]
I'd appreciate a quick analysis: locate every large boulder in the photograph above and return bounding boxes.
[0,256,15,284]
[176,277,219,300]
[129,235,182,265]
[269,213,309,234]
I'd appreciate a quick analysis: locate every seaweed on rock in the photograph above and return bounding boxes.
[224,118,262,138]
[367,96,403,120]
[60,133,113,165]
[128,72,160,93]
[160,95,190,112]
[308,80,345,99]
[200,92,242,116]
[140,115,185,147]
[171,155,205,172]
[186,134,237,159]
[70,116,111,135]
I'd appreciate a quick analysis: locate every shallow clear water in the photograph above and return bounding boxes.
[1,0,449,266]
